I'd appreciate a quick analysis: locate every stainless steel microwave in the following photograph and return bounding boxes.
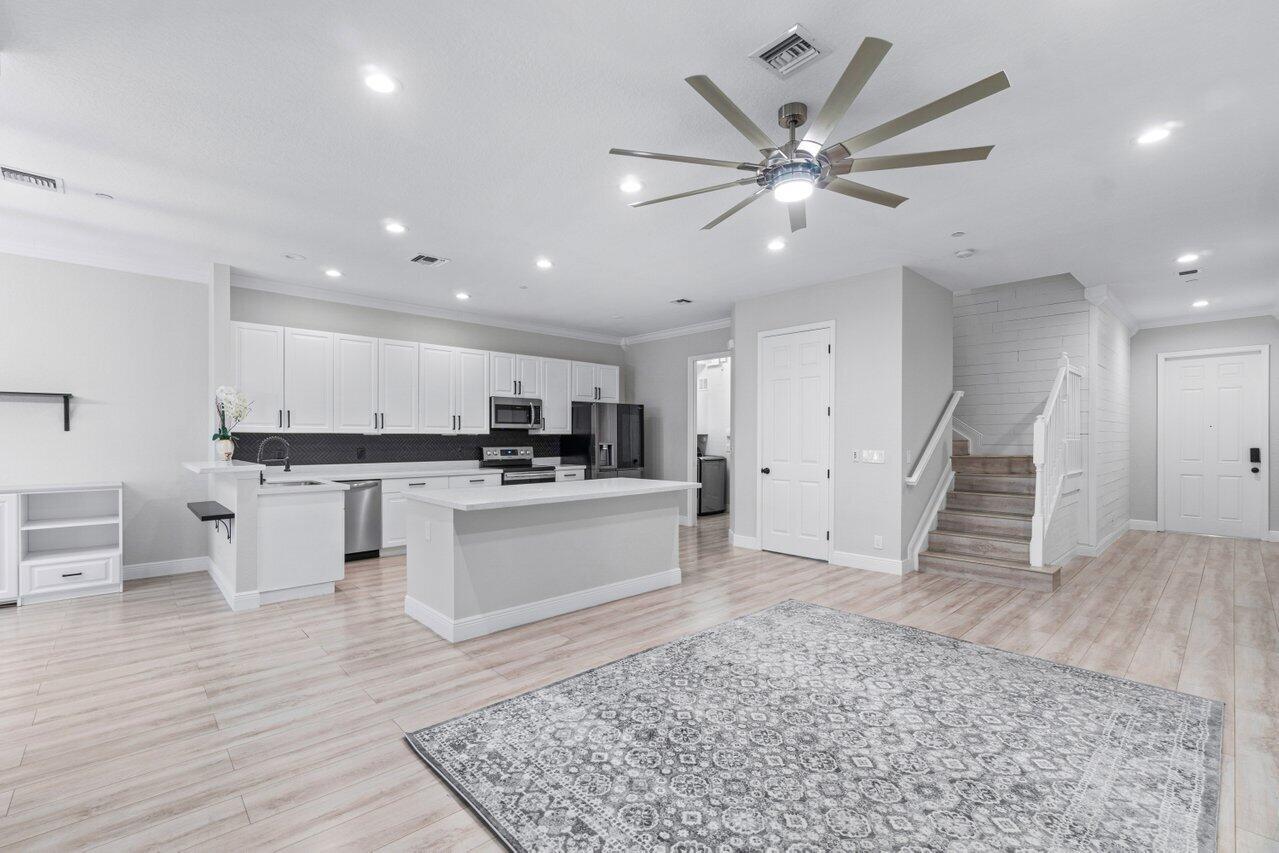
[490,396,543,430]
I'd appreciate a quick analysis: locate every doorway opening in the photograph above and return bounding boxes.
[688,353,732,521]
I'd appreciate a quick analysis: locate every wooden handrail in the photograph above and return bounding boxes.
[905,390,964,486]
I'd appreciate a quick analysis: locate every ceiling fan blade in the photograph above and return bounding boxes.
[841,145,995,173]
[798,37,892,155]
[685,76,778,155]
[630,177,760,208]
[609,148,760,171]
[789,200,807,233]
[825,71,1010,158]
[701,187,769,230]
[824,178,908,208]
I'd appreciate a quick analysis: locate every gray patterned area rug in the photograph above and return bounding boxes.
[406,600,1222,852]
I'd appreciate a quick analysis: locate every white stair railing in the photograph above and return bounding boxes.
[1030,352,1084,566]
[906,390,964,486]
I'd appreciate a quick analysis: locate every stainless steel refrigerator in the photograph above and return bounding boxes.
[571,402,644,478]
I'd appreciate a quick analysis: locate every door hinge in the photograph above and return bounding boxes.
[826,469,830,479]
[826,531,830,541]
[827,406,831,416]
[827,344,831,353]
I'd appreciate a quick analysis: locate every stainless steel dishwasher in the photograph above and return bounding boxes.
[340,480,381,559]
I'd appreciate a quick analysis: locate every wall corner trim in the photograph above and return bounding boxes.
[1128,518,1158,532]
[1084,286,1138,336]
[730,533,761,550]
[831,550,908,576]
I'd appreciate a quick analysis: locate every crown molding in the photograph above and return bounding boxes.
[621,317,732,347]
[0,239,211,285]
[230,273,626,346]
[1083,285,1137,336]
[1135,307,1279,332]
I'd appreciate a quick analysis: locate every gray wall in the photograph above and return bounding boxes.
[900,269,955,552]
[231,287,626,366]
[1130,315,1279,527]
[0,252,210,565]
[622,326,732,520]
[732,267,907,560]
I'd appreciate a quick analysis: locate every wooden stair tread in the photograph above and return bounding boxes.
[955,472,1034,479]
[957,454,1032,461]
[939,508,1031,520]
[930,529,1030,545]
[919,550,1058,575]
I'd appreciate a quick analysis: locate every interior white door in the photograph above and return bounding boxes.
[233,322,285,431]
[759,327,831,560]
[283,328,333,432]
[571,362,598,402]
[332,333,379,433]
[378,339,419,433]
[0,493,16,602]
[1162,349,1267,538]
[597,364,621,403]
[490,352,517,397]
[515,355,541,398]
[540,358,571,434]
[454,348,490,434]
[419,344,455,434]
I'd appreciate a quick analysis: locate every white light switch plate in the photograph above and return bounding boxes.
[873,534,883,550]
[865,450,885,464]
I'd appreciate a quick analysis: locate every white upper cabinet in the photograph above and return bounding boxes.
[570,361,621,403]
[378,339,419,433]
[233,322,285,430]
[332,333,379,433]
[539,358,571,434]
[454,348,490,434]
[490,352,517,397]
[283,328,333,432]
[419,344,455,434]
[420,345,489,435]
[515,355,541,398]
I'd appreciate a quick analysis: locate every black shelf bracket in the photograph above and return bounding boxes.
[187,501,235,542]
[0,392,73,430]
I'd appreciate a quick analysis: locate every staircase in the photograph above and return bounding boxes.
[917,435,1061,591]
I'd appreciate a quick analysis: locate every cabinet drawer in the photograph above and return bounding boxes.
[25,555,117,594]
[555,470,584,482]
[449,474,500,488]
[382,476,448,494]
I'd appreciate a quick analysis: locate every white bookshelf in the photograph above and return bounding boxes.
[15,483,123,603]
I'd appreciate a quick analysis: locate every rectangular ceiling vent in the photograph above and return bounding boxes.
[409,254,450,268]
[1177,269,1199,276]
[1,165,64,193]
[751,25,823,78]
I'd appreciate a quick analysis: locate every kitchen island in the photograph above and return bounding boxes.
[402,478,699,642]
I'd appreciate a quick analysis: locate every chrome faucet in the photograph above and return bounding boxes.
[256,435,292,484]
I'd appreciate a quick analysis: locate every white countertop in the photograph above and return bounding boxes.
[183,460,266,476]
[404,478,699,511]
[0,480,123,494]
[263,460,585,483]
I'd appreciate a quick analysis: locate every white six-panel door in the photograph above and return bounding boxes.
[1160,347,1268,538]
[759,326,831,560]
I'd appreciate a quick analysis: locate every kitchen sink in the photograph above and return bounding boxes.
[261,480,327,488]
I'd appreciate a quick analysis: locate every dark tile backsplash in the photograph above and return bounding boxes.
[233,431,588,466]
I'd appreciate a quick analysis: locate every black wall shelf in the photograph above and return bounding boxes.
[0,392,73,430]
[188,501,234,541]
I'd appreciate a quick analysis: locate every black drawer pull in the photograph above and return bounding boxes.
[61,571,83,578]
[469,479,485,483]
[408,482,427,487]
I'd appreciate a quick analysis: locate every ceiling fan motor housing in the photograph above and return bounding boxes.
[778,101,808,129]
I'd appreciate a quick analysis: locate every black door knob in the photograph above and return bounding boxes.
[760,467,771,474]
[1252,467,1260,474]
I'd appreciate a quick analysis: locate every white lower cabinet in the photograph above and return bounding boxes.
[449,473,500,489]
[23,554,118,596]
[555,469,584,482]
[380,473,500,547]
[0,494,16,603]
[10,484,123,604]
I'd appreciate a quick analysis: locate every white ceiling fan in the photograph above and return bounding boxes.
[610,37,1010,232]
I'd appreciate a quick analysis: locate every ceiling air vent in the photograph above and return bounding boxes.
[1,165,64,193]
[751,25,823,78]
[670,298,693,304]
[409,254,450,268]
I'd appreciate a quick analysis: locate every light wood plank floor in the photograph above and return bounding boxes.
[1,517,1276,850]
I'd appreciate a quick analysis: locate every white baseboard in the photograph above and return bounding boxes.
[124,556,210,581]
[905,464,953,572]
[679,515,694,527]
[260,581,334,605]
[731,533,760,550]
[1075,521,1129,558]
[207,560,260,612]
[1269,530,1279,542]
[405,567,682,642]
[19,582,122,606]
[831,550,908,576]
[1128,519,1158,532]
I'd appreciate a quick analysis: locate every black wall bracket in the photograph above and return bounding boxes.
[187,501,235,541]
[0,392,73,430]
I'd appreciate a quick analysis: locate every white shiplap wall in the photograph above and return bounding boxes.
[1090,304,1131,548]
[954,275,1091,456]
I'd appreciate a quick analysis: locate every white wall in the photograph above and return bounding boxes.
[695,357,731,457]
[1130,315,1279,528]
[0,252,209,565]
[954,275,1090,456]
[1090,304,1131,547]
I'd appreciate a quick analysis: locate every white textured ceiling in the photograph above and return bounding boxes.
[1,0,1276,339]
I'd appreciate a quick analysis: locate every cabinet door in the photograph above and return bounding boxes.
[332,334,379,432]
[419,344,456,434]
[490,352,517,396]
[378,339,419,433]
[597,364,621,403]
[283,328,333,431]
[233,322,285,430]
[570,361,598,402]
[540,358,571,434]
[515,355,541,398]
[0,494,16,603]
[381,492,407,548]
[455,348,491,434]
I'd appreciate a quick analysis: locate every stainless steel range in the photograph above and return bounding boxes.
[480,445,556,486]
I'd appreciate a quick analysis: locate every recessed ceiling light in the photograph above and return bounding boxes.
[94,192,114,200]
[363,70,400,94]
[611,314,622,319]
[324,268,342,278]
[518,284,529,290]
[955,248,976,259]
[283,253,307,261]
[1176,252,1199,264]
[1136,125,1172,145]
[767,237,786,252]
[619,176,643,194]
[1192,299,1209,308]
[384,220,407,235]
[950,231,966,238]
[455,291,470,301]
[535,257,553,270]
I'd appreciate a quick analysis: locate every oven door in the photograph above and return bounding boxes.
[501,469,556,486]
[490,397,541,429]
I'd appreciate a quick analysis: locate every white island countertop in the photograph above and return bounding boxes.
[262,460,586,483]
[404,477,699,511]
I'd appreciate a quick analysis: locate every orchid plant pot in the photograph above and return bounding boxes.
[216,438,235,461]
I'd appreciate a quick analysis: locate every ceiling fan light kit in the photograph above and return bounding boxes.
[611,36,1009,233]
